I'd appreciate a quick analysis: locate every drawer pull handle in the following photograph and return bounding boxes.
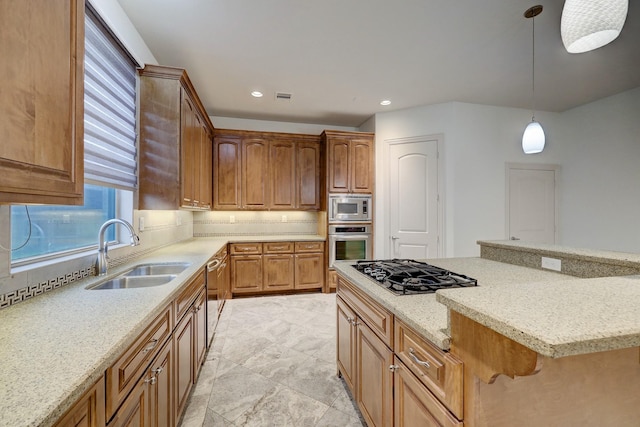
[409,347,431,368]
[142,339,159,354]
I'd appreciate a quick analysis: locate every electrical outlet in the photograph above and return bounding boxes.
[281,215,287,223]
[138,217,145,232]
[230,215,235,224]
[541,257,562,271]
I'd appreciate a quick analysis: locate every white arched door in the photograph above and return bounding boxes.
[387,137,441,259]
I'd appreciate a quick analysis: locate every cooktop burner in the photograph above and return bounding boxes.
[353,259,477,295]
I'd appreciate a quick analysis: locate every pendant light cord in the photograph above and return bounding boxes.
[531,14,536,121]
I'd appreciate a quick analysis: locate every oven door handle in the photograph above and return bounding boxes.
[331,234,371,240]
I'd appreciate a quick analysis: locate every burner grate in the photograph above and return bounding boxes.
[353,259,477,295]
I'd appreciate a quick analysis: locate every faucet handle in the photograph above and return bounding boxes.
[131,234,141,246]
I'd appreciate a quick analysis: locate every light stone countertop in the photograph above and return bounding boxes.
[479,240,640,267]
[0,234,324,427]
[333,257,575,350]
[436,275,640,358]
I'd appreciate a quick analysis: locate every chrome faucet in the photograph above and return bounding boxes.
[96,219,140,276]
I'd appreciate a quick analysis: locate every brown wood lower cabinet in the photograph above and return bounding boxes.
[54,377,106,427]
[110,339,173,427]
[231,241,325,295]
[357,317,394,427]
[336,275,463,427]
[56,268,209,427]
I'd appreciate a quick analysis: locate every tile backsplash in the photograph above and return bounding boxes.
[0,209,193,309]
[193,211,323,237]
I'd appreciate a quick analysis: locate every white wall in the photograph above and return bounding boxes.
[88,0,157,66]
[372,88,640,257]
[556,87,640,252]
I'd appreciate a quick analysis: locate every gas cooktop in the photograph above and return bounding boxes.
[353,259,477,295]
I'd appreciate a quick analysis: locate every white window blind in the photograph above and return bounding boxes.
[84,7,138,190]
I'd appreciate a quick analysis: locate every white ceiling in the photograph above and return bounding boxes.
[117,0,640,127]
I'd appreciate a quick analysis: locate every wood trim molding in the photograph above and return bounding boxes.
[449,310,541,384]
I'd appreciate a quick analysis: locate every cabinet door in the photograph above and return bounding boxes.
[296,141,321,210]
[230,255,263,293]
[200,126,213,209]
[218,257,231,301]
[294,253,324,290]
[194,289,208,370]
[264,254,295,291]
[328,139,350,193]
[109,378,150,427]
[174,311,195,421]
[54,377,105,427]
[351,138,374,193]
[394,358,463,427]
[269,140,296,209]
[357,321,393,427]
[180,94,197,207]
[149,340,173,427]
[0,0,84,205]
[242,139,269,208]
[213,137,241,209]
[336,296,357,392]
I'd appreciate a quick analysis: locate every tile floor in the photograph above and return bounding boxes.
[179,293,366,427]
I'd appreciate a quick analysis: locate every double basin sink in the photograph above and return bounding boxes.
[87,262,191,290]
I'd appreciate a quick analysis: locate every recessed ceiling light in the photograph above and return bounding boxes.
[380,100,391,106]
[251,91,263,98]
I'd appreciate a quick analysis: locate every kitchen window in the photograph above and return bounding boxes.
[9,4,138,264]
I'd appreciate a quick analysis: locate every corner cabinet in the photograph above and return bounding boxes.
[213,129,321,210]
[323,130,374,194]
[138,65,214,210]
[0,0,84,205]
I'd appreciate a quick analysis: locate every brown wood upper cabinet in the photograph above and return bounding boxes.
[0,0,85,205]
[213,129,321,210]
[138,65,214,210]
[323,130,374,194]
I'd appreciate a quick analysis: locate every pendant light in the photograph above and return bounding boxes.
[522,5,545,154]
[561,0,628,54]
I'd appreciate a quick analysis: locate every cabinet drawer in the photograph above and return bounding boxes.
[106,305,172,420]
[394,319,463,419]
[176,270,205,323]
[394,357,463,427]
[263,241,294,253]
[337,276,393,348]
[294,241,325,253]
[230,242,263,255]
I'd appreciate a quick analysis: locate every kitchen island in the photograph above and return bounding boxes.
[333,242,640,427]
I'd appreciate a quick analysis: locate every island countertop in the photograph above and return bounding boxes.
[333,257,575,351]
[436,274,640,358]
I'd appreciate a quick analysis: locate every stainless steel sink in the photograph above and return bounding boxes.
[122,262,190,277]
[88,274,177,290]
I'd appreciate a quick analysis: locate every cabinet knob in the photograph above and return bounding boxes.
[144,376,157,385]
[388,364,399,372]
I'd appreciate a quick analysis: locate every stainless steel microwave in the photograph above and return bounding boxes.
[328,194,372,223]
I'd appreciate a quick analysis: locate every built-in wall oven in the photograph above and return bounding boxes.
[328,224,373,267]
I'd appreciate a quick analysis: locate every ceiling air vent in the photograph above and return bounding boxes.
[275,92,292,101]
